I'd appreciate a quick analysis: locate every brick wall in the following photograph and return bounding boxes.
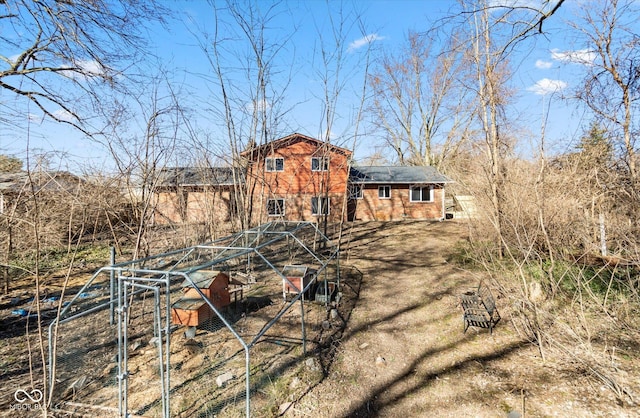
[351,184,445,221]
[154,187,234,225]
[248,139,350,224]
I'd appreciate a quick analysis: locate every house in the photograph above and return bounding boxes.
[0,170,84,215]
[153,133,452,225]
[241,133,352,224]
[154,166,241,224]
[348,166,453,221]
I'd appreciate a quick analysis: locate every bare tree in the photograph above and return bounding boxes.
[369,31,472,169]
[0,0,167,134]
[190,0,296,231]
[462,1,517,257]
[99,74,183,259]
[311,2,371,238]
[442,0,639,405]
[0,153,125,412]
[568,0,640,185]
[0,155,22,293]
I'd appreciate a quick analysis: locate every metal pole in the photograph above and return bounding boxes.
[116,274,124,417]
[245,348,251,417]
[125,281,166,417]
[47,318,54,403]
[164,273,171,418]
[300,297,306,356]
[122,280,129,416]
[110,247,116,325]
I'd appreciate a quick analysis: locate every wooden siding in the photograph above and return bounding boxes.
[170,272,231,327]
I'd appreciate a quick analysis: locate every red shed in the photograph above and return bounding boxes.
[171,271,231,327]
[282,265,317,300]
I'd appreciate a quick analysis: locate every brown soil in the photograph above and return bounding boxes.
[1,220,638,417]
[289,220,638,418]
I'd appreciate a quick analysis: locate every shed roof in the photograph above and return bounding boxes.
[181,270,228,289]
[157,167,242,187]
[349,166,452,184]
[282,265,316,277]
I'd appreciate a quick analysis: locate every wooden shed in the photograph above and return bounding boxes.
[282,265,317,300]
[171,271,231,327]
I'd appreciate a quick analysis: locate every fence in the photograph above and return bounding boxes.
[48,221,340,417]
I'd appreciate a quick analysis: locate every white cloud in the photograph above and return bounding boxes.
[9,54,22,65]
[527,78,567,95]
[51,108,77,122]
[246,99,271,113]
[550,48,596,65]
[487,0,541,8]
[322,129,336,141]
[76,59,105,76]
[347,33,385,52]
[61,59,107,79]
[535,59,552,69]
[28,113,43,123]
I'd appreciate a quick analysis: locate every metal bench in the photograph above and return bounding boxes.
[460,283,501,334]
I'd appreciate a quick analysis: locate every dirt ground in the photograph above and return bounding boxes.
[289,220,638,418]
[1,219,638,417]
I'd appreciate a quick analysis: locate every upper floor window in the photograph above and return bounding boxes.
[265,157,284,172]
[410,185,433,202]
[378,185,391,199]
[311,157,329,171]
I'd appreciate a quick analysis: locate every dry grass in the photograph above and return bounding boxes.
[1,220,638,417]
[292,220,639,417]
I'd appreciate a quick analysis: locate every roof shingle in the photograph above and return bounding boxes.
[349,166,452,184]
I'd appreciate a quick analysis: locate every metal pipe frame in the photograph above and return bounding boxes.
[121,280,168,417]
[48,221,340,418]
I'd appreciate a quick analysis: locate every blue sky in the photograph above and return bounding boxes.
[0,0,594,171]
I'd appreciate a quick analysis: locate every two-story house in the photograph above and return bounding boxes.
[153,133,452,225]
[241,133,352,224]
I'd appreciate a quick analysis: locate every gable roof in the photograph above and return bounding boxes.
[349,166,452,184]
[156,167,242,187]
[241,133,352,159]
[180,270,228,289]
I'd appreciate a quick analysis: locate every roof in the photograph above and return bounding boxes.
[156,167,243,187]
[0,171,84,193]
[181,270,227,289]
[240,133,352,159]
[349,166,452,184]
[282,265,316,277]
[0,172,27,192]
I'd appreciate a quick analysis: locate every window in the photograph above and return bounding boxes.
[311,157,329,171]
[267,198,285,216]
[229,193,239,217]
[410,185,433,202]
[311,196,330,215]
[265,157,284,172]
[378,185,391,199]
[349,184,363,199]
